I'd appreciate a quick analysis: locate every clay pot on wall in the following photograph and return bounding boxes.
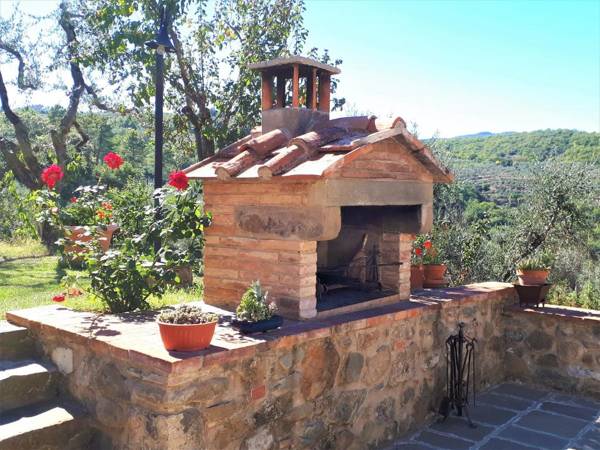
[158,321,217,352]
[423,264,448,288]
[516,269,550,286]
[64,224,119,254]
[410,264,424,291]
[174,266,194,287]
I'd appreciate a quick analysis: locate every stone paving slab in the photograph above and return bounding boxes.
[515,410,588,438]
[479,438,537,450]
[476,392,534,411]
[571,427,600,450]
[548,393,600,410]
[413,430,473,450]
[489,383,547,401]
[498,425,569,450]
[392,444,434,450]
[429,417,494,442]
[389,383,600,450]
[540,401,598,421]
[468,404,518,426]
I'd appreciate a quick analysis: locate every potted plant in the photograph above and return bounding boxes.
[516,254,552,285]
[410,241,424,291]
[62,185,118,254]
[514,253,553,307]
[157,305,219,351]
[232,281,283,333]
[422,239,448,288]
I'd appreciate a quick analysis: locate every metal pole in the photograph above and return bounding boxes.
[154,47,165,253]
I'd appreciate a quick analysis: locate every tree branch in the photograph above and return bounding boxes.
[0,41,37,90]
[84,83,132,114]
[51,3,86,165]
[169,27,214,159]
[0,67,42,178]
[72,120,89,151]
[0,138,40,189]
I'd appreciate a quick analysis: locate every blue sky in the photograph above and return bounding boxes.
[1,0,599,137]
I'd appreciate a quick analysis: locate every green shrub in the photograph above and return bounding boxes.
[547,282,600,310]
[83,180,210,313]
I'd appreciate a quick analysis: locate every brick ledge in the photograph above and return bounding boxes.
[506,303,600,323]
[6,282,514,376]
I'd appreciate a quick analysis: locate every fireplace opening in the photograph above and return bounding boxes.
[316,205,421,312]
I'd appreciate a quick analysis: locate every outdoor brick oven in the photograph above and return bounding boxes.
[185,56,453,319]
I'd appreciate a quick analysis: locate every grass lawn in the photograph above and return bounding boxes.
[0,240,201,319]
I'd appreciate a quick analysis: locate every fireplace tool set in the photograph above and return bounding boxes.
[439,322,477,428]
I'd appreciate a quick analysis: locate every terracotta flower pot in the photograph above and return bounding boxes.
[64,224,119,254]
[158,320,217,352]
[174,265,193,287]
[410,264,424,291]
[516,269,550,286]
[423,263,448,288]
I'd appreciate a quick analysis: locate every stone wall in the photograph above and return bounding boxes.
[504,305,600,399]
[11,283,516,450]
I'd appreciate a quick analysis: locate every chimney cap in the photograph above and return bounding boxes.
[248,55,341,75]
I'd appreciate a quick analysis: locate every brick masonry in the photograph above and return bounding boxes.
[201,158,430,319]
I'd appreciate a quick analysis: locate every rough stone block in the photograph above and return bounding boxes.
[0,322,36,360]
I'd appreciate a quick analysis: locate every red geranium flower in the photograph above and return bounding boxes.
[97,210,111,220]
[41,164,64,189]
[415,248,423,256]
[101,201,113,210]
[52,294,66,303]
[423,240,433,250]
[168,171,189,191]
[103,152,124,169]
[70,196,77,203]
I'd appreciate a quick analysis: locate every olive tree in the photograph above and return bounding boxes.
[76,0,342,160]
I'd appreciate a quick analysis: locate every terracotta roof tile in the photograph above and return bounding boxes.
[185,115,453,183]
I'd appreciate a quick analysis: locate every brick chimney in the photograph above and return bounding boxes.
[248,56,340,137]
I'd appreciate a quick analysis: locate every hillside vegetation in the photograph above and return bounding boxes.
[434,129,600,205]
[430,129,599,309]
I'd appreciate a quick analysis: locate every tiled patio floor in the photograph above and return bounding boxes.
[389,383,600,450]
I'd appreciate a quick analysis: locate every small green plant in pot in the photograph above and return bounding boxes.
[232,281,283,334]
[157,305,219,351]
[516,253,552,285]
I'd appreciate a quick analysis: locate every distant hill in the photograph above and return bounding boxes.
[433,129,600,205]
[454,131,495,138]
[454,131,517,139]
[437,129,600,165]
